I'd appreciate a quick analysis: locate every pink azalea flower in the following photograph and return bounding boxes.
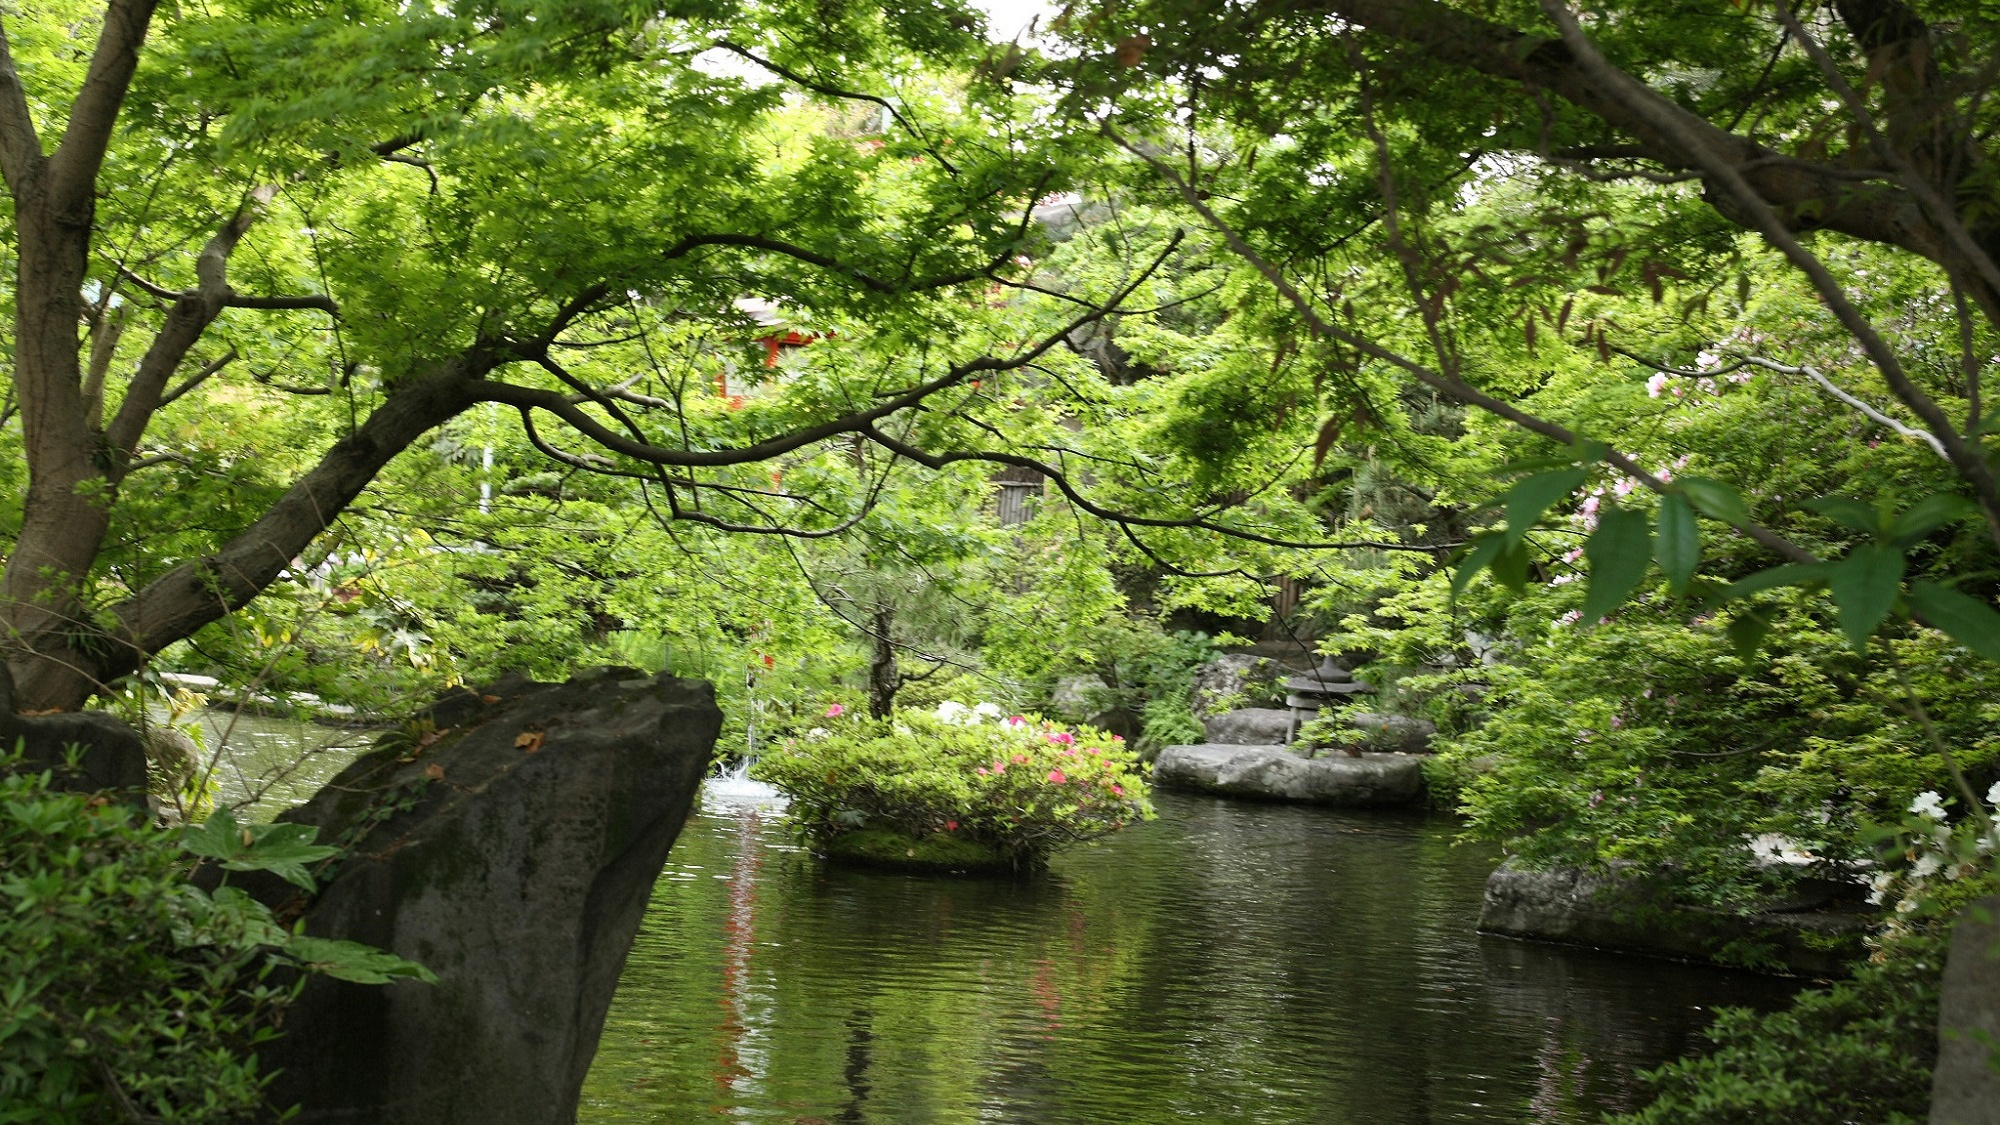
[824,703,845,718]
[1046,731,1075,745]
[1012,754,1029,765]
[977,767,989,776]
[1047,769,1068,784]
[1110,734,1123,742]
[1006,715,1028,727]
[945,820,958,831]
[1111,784,1124,797]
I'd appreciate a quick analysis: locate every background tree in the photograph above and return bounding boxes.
[0,0,1092,712]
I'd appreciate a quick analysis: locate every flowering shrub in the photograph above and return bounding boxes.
[751,701,1153,870]
[1866,783,2000,942]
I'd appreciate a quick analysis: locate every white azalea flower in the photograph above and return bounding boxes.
[1910,791,1948,821]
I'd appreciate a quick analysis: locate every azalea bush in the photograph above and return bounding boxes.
[751,701,1153,870]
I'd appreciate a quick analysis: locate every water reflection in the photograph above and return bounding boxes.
[584,793,1804,1123]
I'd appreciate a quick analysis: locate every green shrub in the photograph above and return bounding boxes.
[1610,927,1945,1125]
[752,702,1153,870]
[1430,598,2000,909]
[1614,789,2000,1124]
[0,753,433,1122]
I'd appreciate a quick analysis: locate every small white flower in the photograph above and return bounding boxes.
[972,702,1003,721]
[1912,853,1944,879]
[1986,780,2000,808]
[1910,791,1948,821]
[1896,898,1921,914]
[934,701,973,725]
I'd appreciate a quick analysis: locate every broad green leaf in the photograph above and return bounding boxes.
[1908,582,2000,663]
[1801,495,1883,536]
[1726,608,1773,662]
[1720,563,1827,601]
[284,937,438,985]
[1824,543,1906,651]
[1655,493,1699,595]
[1676,477,1750,526]
[1583,507,1653,621]
[1888,494,1979,545]
[1493,441,1606,476]
[1503,467,1587,546]
[1450,533,1505,599]
[1491,538,1532,592]
[182,808,338,890]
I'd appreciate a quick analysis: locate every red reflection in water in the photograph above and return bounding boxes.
[710,811,765,1103]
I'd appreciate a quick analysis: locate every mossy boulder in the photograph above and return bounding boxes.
[254,669,720,1124]
[822,826,1019,875]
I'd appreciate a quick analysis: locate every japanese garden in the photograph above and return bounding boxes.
[3,0,1999,1121]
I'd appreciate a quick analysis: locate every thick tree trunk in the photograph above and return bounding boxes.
[3,356,493,713]
[0,193,123,711]
[867,603,897,719]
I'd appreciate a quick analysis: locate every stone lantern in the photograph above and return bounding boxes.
[1283,654,1374,745]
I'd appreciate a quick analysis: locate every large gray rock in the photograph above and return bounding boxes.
[1048,673,1112,721]
[1201,707,1295,745]
[1,705,150,805]
[1932,894,2000,1125]
[259,669,720,1124]
[1341,712,1436,754]
[1153,743,1425,807]
[1478,862,1867,975]
[1189,654,1291,717]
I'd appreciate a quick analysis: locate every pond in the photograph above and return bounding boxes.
[177,707,378,816]
[580,789,1806,1124]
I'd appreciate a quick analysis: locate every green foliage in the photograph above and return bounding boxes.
[1609,927,1949,1125]
[751,703,1153,869]
[0,755,434,1122]
[1,765,284,1122]
[1428,596,2000,907]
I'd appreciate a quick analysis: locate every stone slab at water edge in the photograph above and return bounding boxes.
[1478,862,1868,976]
[1152,744,1426,807]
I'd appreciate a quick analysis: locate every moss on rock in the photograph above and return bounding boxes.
[820,826,1020,875]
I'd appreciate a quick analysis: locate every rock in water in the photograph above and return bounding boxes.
[260,669,720,1124]
[1477,861,1867,976]
[1152,744,1425,807]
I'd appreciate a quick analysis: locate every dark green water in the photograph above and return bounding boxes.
[581,791,1803,1124]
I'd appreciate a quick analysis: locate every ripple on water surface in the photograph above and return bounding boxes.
[581,793,1803,1124]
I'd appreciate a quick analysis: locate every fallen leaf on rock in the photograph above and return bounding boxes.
[514,730,545,753]
[423,763,445,781]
